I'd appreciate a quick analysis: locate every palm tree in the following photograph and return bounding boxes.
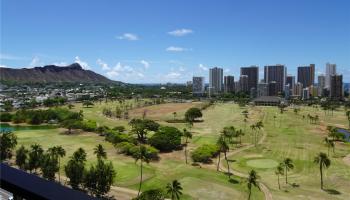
[216,135,230,176]
[250,124,256,144]
[247,170,260,200]
[314,152,331,189]
[236,129,244,145]
[275,163,284,190]
[136,145,151,197]
[173,112,177,120]
[324,137,334,156]
[93,144,107,160]
[282,158,294,184]
[16,145,29,170]
[48,146,66,182]
[166,180,183,200]
[183,128,192,164]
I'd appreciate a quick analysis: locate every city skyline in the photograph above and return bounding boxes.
[1,0,350,83]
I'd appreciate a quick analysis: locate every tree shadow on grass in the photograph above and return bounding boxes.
[324,189,341,195]
[228,178,239,184]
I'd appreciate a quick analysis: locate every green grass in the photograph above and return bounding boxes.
[12,102,350,200]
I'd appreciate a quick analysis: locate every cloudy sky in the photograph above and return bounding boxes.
[1,0,350,83]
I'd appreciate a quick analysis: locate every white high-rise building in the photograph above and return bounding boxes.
[325,63,336,89]
[209,67,223,94]
[318,75,326,96]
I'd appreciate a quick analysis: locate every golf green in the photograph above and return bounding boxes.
[246,159,279,169]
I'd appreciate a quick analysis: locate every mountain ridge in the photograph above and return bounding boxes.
[0,63,118,84]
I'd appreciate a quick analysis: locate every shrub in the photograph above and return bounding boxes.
[115,142,136,154]
[113,126,125,132]
[148,126,182,152]
[132,188,165,200]
[0,113,12,122]
[191,144,219,163]
[129,145,159,161]
[105,131,134,144]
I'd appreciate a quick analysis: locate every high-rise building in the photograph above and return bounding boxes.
[330,74,343,99]
[302,88,310,100]
[192,77,205,96]
[209,67,223,94]
[240,75,249,93]
[241,66,259,91]
[257,82,268,97]
[224,76,235,93]
[264,65,286,95]
[295,82,303,97]
[297,64,315,88]
[318,75,326,96]
[286,75,295,95]
[234,81,240,92]
[325,63,336,89]
[268,81,277,96]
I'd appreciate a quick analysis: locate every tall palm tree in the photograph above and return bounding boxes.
[275,163,284,190]
[136,145,151,197]
[48,146,66,182]
[166,180,183,200]
[324,137,334,156]
[236,129,244,145]
[93,144,107,160]
[250,124,256,144]
[216,135,230,176]
[183,128,192,164]
[282,158,294,184]
[314,152,331,189]
[247,170,260,200]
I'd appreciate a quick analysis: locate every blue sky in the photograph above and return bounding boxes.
[1,0,350,83]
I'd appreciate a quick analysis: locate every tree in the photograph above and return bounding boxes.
[16,145,29,170]
[132,188,165,200]
[247,170,260,200]
[324,137,334,156]
[129,119,160,144]
[314,152,331,189]
[0,131,17,161]
[275,163,284,190]
[65,148,87,189]
[281,158,294,184]
[148,126,182,152]
[28,144,44,173]
[135,145,151,197]
[216,135,230,176]
[40,152,59,181]
[84,159,116,197]
[184,107,202,124]
[48,146,66,182]
[166,180,183,200]
[94,144,107,160]
[182,128,192,164]
[173,112,177,120]
[236,129,245,145]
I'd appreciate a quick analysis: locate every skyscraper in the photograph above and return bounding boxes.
[268,81,277,96]
[325,63,336,89]
[240,66,259,91]
[257,82,268,97]
[224,76,235,93]
[297,64,315,88]
[209,67,223,94]
[286,75,295,95]
[318,75,326,96]
[264,65,286,95]
[240,75,249,93]
[330,74,343,99]
[192,77,205,96]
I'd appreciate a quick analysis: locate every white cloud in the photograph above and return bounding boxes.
[165,72,181,79]
[106,62,135,78]
[116,33,139,41]
[29,56,41,67]
[0,64,8,68]
[52,62,68,66]
[168,29,193,37]
[140,60,150,69]
[198,64,208,71]
[179,66,185,72]
[74,56,90,70]
[97,59,110,71]
[166,46,188,52]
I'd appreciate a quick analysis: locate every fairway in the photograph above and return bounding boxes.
[246,159,279,169]
[10,102,350,200]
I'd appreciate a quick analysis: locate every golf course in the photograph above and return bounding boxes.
[4,100,350,200]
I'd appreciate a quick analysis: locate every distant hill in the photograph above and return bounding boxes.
[0,63,117,84]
